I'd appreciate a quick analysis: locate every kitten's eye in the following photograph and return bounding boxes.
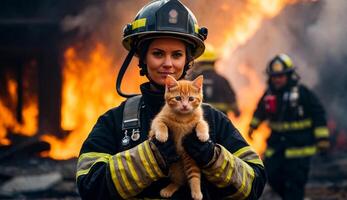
[188,96,194,101]
[175,96,182,101]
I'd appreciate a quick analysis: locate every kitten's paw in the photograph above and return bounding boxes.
[155,132,168,143]
[191,191,203,200]
[160,188,175,198]
[196,131,209,142]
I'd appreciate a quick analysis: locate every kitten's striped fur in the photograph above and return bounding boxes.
[149,75,209,200]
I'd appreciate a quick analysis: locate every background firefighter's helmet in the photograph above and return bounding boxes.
[266,53,295,76]
[196,43,218,63]
[122,0,208,59]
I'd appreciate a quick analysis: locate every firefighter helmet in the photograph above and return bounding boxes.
[266,54,295,76]
[196,43,218,62]
[122,0,208,59]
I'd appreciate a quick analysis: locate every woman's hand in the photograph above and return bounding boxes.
[182,133,216,167]
[150,137,179,173]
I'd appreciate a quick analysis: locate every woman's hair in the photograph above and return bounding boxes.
[137,39,194,77]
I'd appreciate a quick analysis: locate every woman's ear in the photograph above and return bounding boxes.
[165,75,178,91]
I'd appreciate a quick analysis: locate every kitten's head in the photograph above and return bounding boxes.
[164,75,203,114]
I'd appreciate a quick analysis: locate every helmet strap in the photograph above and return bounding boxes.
[116,47,138,98]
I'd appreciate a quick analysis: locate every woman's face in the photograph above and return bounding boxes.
[145,38,187,86]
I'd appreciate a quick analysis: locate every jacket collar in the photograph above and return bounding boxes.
[140,82,165,114]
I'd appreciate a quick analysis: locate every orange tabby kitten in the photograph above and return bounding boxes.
[149,75,209,200]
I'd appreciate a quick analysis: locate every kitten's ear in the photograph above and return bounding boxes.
[165,75,178,91]
[193,75,204,90]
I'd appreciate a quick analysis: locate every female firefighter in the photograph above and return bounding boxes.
[76,0,266,199]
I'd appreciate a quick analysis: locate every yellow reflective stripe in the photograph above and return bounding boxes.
[314,127,329,138]
[116,153,136,195]
[143,141,164,177]
[109,156,127,199]
[265,148,274,158]
[246,158,264,166]
[194,24,199,33]
[203,153,227,176]
[270,118,312,132]
[132,18,146,30]
[228,161,255,199]
[234,146,253,157]
[279,54,293,68]
[125,151,145,189]
[223,151,234,185]
[76,156,109,178]
[250,117,260,127]
[138,143,156,179]
[285,146,317,158]
[244,165,255,198]
[78,152,111,163]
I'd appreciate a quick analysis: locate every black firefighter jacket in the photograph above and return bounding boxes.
[250,84,329,159]
[76,82,266,200]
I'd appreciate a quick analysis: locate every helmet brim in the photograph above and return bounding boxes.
[122,31,205,59]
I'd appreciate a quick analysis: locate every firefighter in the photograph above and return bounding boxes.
[248,54,330,200]
[188,43,241,117]
[76,0,266,199]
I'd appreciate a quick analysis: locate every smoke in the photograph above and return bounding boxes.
[220,0,347,129]
[59,0,347,128]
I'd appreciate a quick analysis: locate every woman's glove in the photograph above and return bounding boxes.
[182,133,216,167]
[150,137,179,172]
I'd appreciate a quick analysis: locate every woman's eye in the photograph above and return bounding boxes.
[188,96,194,101]
[172,52,183,59]
[152,51,163,57]
[175,96,182,101]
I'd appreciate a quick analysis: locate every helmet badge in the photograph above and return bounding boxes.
[273,61,284,72]
[169,9,178,24]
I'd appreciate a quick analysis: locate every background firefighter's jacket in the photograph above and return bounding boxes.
[76,83,265,200]
[250,84,330,159]
[191,64,240,115]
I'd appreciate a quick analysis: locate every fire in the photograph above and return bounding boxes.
[222,0,299,56]
[40,0,300,159]
[0,78,38,146]
[41,42,146,159]
[227,64,270,154]
[219,0,300,154]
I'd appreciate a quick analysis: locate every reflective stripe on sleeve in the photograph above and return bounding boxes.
[314,126,329,138]
[203,145,255,199]
[233,146,264,167]
[108,141,165,199]
[76,152,111,179]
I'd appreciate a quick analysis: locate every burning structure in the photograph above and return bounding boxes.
[0,0,346,199]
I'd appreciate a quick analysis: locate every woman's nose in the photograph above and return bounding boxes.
[162,56,173,68]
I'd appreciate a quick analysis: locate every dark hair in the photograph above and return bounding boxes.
[137,39,194,78]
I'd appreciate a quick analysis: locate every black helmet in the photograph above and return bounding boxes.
[266,54,295,76]
[117,0,208,98]
[122,0,208,59]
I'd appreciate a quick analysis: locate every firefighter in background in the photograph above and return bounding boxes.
[188,44,241,117]
[248,54,330,200]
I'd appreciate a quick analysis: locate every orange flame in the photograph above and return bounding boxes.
[41,42,146,159]
[0,79,38,146]
[41,0,300,159]
[219,0,300,154]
